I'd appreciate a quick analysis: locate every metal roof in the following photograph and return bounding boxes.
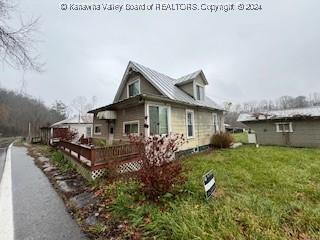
[113,61,223,110]
[51,115,93,127]
[238,106,320,122]
[174,70,203,85]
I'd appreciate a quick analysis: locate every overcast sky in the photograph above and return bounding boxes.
[1,0,320,109]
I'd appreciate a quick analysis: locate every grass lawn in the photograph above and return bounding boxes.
[102,146,320,239]
[232,132,248,144]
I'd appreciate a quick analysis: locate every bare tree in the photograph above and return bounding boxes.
[51,100,68,118]
[242,101,258,112]
[223,101,232,111]
[70,96,97,116]
[293,96,308,108]
[0,103,9,123]
[0,0,42,71]
[276,96,294,109]
[309,92,320,106]
[258,100,269,111]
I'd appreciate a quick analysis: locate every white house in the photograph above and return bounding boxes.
[51,115,93,139]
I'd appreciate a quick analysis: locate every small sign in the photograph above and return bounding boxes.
[203,170,216,199]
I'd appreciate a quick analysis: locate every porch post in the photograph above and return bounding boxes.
[91,146,96,169]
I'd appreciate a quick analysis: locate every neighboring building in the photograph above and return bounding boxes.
[51,115,93,139]
[238,106,320,147]
[40,126,51,145]
[88,61,225,152]
[224,123,248,133]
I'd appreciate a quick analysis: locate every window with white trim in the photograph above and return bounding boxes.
[213,113,219,133]
[127,79,140,98]
[276,122,293,133]
[86,127,92,137]
[186,110,194,138]
[94,125,102,135]
[123,121,139,135]
[196,85,204,101]
[149,105,169,135]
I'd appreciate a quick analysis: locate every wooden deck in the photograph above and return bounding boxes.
[57,140,140,171]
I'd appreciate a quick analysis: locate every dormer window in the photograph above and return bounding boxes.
[196,84,204,101]
[127,79,140,98]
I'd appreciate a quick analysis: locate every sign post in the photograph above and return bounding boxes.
[203,170,216,200]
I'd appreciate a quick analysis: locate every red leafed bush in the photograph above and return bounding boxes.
[128,134,186,200]
[211,132,234,148]
[53,128,78,141]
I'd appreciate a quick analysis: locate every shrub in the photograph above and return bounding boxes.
[128,134,186,201]
[211,132,234,148]
[53,128,78,141]
[51,151,74,173]
[92,138,108,147]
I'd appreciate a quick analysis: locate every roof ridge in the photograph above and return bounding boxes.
[131,61,204,83]
[177,69,202,80]
[130,61,176,80]
[253,105,320,113]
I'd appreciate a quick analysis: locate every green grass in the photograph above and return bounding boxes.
[232,132,248,144]
[102,146,320,239]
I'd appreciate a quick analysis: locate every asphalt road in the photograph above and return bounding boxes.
[0,148,7,183]
[0,137,16,148]
[0,138,14,183]
[0,145,88,240]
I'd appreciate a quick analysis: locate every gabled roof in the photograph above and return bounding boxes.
[113,61,223,110]
[51,115,93,127]
[238,106,320,122]
[174,70,208,86]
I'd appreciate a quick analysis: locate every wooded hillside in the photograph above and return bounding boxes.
[0,88,65,137]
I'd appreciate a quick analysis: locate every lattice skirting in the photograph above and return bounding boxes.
[91,169,105,180]
[118,160,142,174]
[60,151,143,180]
[61,151,105,180]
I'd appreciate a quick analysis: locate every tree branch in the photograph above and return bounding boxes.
[0,0,43,71]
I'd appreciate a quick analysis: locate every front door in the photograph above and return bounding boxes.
[108,122,114,144]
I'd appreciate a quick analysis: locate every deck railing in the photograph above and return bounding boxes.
[56,140,140,170]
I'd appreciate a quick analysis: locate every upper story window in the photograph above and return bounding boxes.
[276,122,293,133]
[196,84,204,101]
[127,79,140,98]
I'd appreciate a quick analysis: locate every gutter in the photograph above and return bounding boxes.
[141,94,224,112]
[239,115,320,123]
[89,93,225,114]
[88,95,144,113]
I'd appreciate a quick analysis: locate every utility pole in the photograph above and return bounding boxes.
[28,122,31,143]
